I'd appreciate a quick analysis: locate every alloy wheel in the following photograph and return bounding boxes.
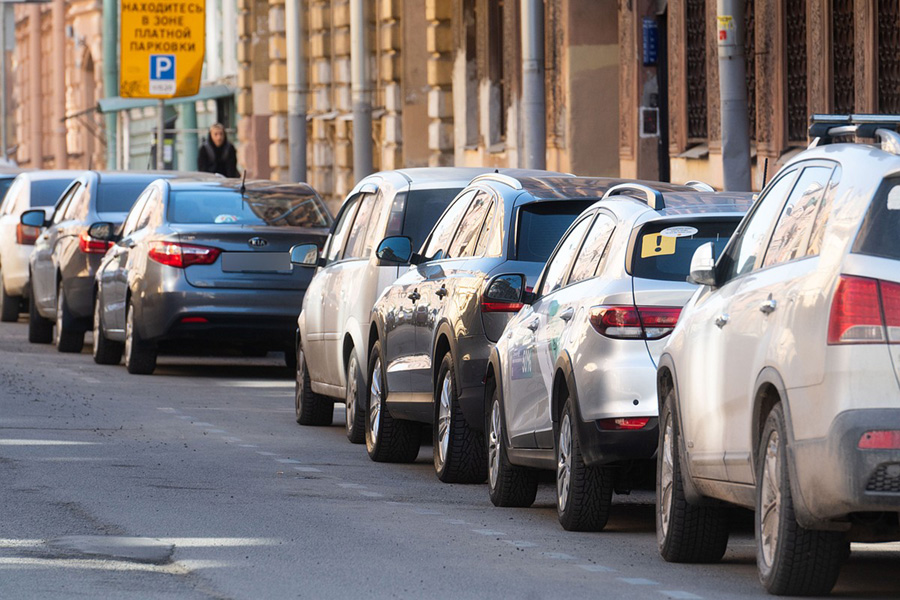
[488,398,501,489]
[659,412,675,538]
[346,356,359,431]
[369,358,382,443]
[557,412,573,511]
[759,428,782,569]
[54,290,63,346]
[124,304,134,363]
[436,372,452,470]
[92,298,101,357]
[294,348,305,414]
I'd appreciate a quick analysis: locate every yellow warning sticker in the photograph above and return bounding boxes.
[641,234,677,258]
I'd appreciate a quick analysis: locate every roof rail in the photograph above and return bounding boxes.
[685,180,715,192]
[808,114,900,155]
[470,173,523,190]
[602,183,665,210]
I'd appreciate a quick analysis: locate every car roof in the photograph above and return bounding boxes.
[505,176,693,202]
[162,177,320,197]
[17,170,83,183]
[356,167,573,193]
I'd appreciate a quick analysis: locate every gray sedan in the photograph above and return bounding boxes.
[92,178,331,374]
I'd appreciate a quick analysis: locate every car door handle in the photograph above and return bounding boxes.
[435,286,448,299]
[715,313,729,328]
[407,290,420,302]
[759,299,777,314]
[526,318,539,332]
[559,307,575,322]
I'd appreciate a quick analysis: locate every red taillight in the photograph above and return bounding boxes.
[78,230,113,254]
[597,417,651,431]
[481,301,524,313]
[16,223,40,245]
[180,316,208,324]
[858,430,900,449]
[588,305,681,340]
[148,241,221,268]
[827,275,900,345]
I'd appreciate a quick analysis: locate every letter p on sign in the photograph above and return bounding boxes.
[149,54,176,95]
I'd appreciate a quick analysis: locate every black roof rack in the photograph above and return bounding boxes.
[808,114,900,154]
[602,183,666,210]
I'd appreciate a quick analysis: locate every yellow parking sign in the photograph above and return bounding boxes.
[120,0,206,98]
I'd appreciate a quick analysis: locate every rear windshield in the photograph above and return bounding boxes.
[853,178,900,261]
[97,181,156,213]
[31,179,72,207]
[516,201,594,263]
[631,219,740,281]
[402,188,462,252]
[0,178,14,204]
[168,190,331,227]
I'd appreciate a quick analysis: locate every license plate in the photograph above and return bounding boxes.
[221,252,291,273]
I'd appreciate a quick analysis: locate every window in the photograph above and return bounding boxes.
[806,166,841,256]
[400,188,462,253]
[569,213,616,284]
[422,191,475,260]
[361,191,388,258]
[0,179,24,215]
[52,183,82,225]
[474,200,499,257]
[719,169,798,281]
[121,191,152,237]
[133,192,157,232]
[97,181,158,214]
[344,193,378,259]
[762,166,832,267]
[515,200,593,263]
[852,176,900,261]
[64,184,90,222]
[325,197,360,264]
[539,216,591,296]
[30,179,74,208]
[633,219,741,282]
[447,192,492,258]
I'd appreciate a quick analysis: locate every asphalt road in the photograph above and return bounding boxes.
[1,320,898,599]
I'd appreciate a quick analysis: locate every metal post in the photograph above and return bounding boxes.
[0,3,8,161]
[182,102,199,170]
[286,0,307,182]
[717,0,751,191]
[349,0,372,180]
[157,99,165,170]
[520,0,546,170]
[103,0,118,169]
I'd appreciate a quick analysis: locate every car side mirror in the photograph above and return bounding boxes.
[688,241,718,287]
[375,236,413,266]
[87,221,117,242]
[20,209,47,228]
[290,243,322,267]
[483,273,530,310]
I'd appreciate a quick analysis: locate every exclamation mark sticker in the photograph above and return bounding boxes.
[641,233,676,258]
[654,234,663,253]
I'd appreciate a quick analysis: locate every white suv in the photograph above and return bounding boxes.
[656,115,900,596]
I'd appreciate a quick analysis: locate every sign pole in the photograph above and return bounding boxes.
[157,99,165,169]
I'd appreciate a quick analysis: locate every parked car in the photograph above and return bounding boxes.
[0,167,25,205]
[92,178,331,374]
[23,171,210,351]
[484,184,752,532]
[364,174,700,483]
[0,171,81,321]
[656,115,900,596]
[290,167,503,443]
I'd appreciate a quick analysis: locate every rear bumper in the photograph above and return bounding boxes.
[791,409,900,525]
[3,244,32,296]
[576,410,659,467]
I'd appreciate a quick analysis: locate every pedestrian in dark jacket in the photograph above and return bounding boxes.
[198,123,240,177]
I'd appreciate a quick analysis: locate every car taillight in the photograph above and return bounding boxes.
[827,275,900,345]
[588,305,681,340]
[858,430,900,449]
[481,300,524,313]
[16,223,40,245]
[78,230,113,254]
[148,241,221,268]
[597,417,651,431]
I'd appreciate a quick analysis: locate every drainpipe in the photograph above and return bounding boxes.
[29,4,41,168]
[520,0,545,170]
[52,0,67,168]
[717,0,751,191]
[349,0,372,180]
[102,0,118,169]
[286,0,307,182]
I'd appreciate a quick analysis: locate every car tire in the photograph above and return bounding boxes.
[433,353,487,483]
[487,385,538,507]
[365,340,420,463]
[55,284,85,353]
[657,387,730,563]
[124,299,157,375]
[92,293,123,365]
[0,269,20,322]
[294,341,333,425]
[27,292,53,344]
[556,397,614,532]
[344,350,366,444]
[756,403,848,596]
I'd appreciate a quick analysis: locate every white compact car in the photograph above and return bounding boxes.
[290,168,496,443]
[656,115,900,596]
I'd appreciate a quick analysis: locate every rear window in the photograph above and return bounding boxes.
[97,181,157,213]
[631,219,740,281]
[168,190,331,227]
[853,178,900,261]
[401,188,462,252]
[515,201,593,263]
[31,179,72,207]
[0,178,14,204]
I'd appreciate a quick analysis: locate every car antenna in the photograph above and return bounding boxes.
[239,169,247,195]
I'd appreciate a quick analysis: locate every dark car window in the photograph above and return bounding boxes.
[631,219,741,282]
[402,188,463,253]
[515,200,592,263]
[52,183,82,225]
[539,215,592,296]
[325,197,360,264]
[121,190,153,237]
[0,178,14,204]
[474,200,499,257]
[97,181,158,214]
[31,179,73,207]
[423,190,475,260]
[762,165,833,268]
[168,190,330,227]
[570,212,616,284]
[853,176,900,261]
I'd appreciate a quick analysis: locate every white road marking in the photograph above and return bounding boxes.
[191,422,216,427]
[471,529,505,536]
[156,408,177,413]
[412,509,442,515]
[0,439,99,446]
[222,437,243,443]
[238,444,258,448]
[276,459,301,464]
[619,578,658,585]
[256,452,278,456]
[541,552,576,560]
[503,540,537,548]
[218,381,294,388]
[659,592,703,599]
[206,429,227,434]
[576,564,615,573]
[293,467,321,473]
[337,483,367,489]
[359,491,384,498]
[442,519,470,525]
